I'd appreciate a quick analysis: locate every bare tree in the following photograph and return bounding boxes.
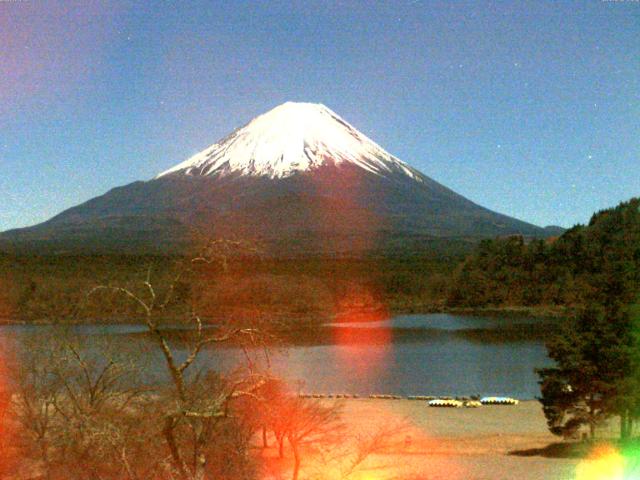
[302,421,408,480]
[11,332,63,480]
[264,392,405,480]
[253,377,290,456]
[86,239,268,480]
[9,238,403,480]
[0,375,17,479]
[12,330,158,480]
[284,398,344,480]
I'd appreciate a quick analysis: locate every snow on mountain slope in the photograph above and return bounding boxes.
[157,102,422,181]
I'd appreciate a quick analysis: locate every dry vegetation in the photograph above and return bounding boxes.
[1,242,408,480]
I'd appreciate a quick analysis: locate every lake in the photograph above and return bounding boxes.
[0,314,554,399]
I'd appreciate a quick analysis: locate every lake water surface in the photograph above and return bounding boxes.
[0,314,554,399]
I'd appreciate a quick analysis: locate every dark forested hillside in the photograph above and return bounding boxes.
[3,198,638,323]
[447,198,640,309]
[0,253,461,323]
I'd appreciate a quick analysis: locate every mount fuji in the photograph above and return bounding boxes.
[156,102,423,181]
[1,102,550,256]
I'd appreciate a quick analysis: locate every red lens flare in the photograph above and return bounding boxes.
[0,273,17,473]
[306,157,393,376]
[0,332,16,475]
[331,288,391,378]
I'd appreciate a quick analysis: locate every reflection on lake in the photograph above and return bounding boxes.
[327,313,544,330]
[0,314,555,400]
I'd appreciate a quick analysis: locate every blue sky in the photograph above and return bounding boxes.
[1,0,638,231]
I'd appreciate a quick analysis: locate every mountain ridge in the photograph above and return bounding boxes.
[0,102,553,256]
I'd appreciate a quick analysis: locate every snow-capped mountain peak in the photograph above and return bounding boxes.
[156,102,421,180]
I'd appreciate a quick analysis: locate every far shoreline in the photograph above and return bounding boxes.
[0,305,568,326]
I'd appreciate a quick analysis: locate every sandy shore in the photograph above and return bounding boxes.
[340,399,580,480]
[261,399,602,480]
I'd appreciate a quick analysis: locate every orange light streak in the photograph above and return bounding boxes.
[574,442,640,480]
[0,331,16,475]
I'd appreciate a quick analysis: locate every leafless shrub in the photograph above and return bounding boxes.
[305,421,409,480]
[83,239,270,480]
[11,329,160,480]
[9,239,405,480]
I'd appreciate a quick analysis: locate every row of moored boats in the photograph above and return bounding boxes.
[297,393,519,406]
[427,397,519,407]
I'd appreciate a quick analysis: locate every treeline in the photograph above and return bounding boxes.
[531,198,640,440]
[0,253,460,324]
[447,198,640,309]
[4,197,639,323]
[441,197,640,439]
